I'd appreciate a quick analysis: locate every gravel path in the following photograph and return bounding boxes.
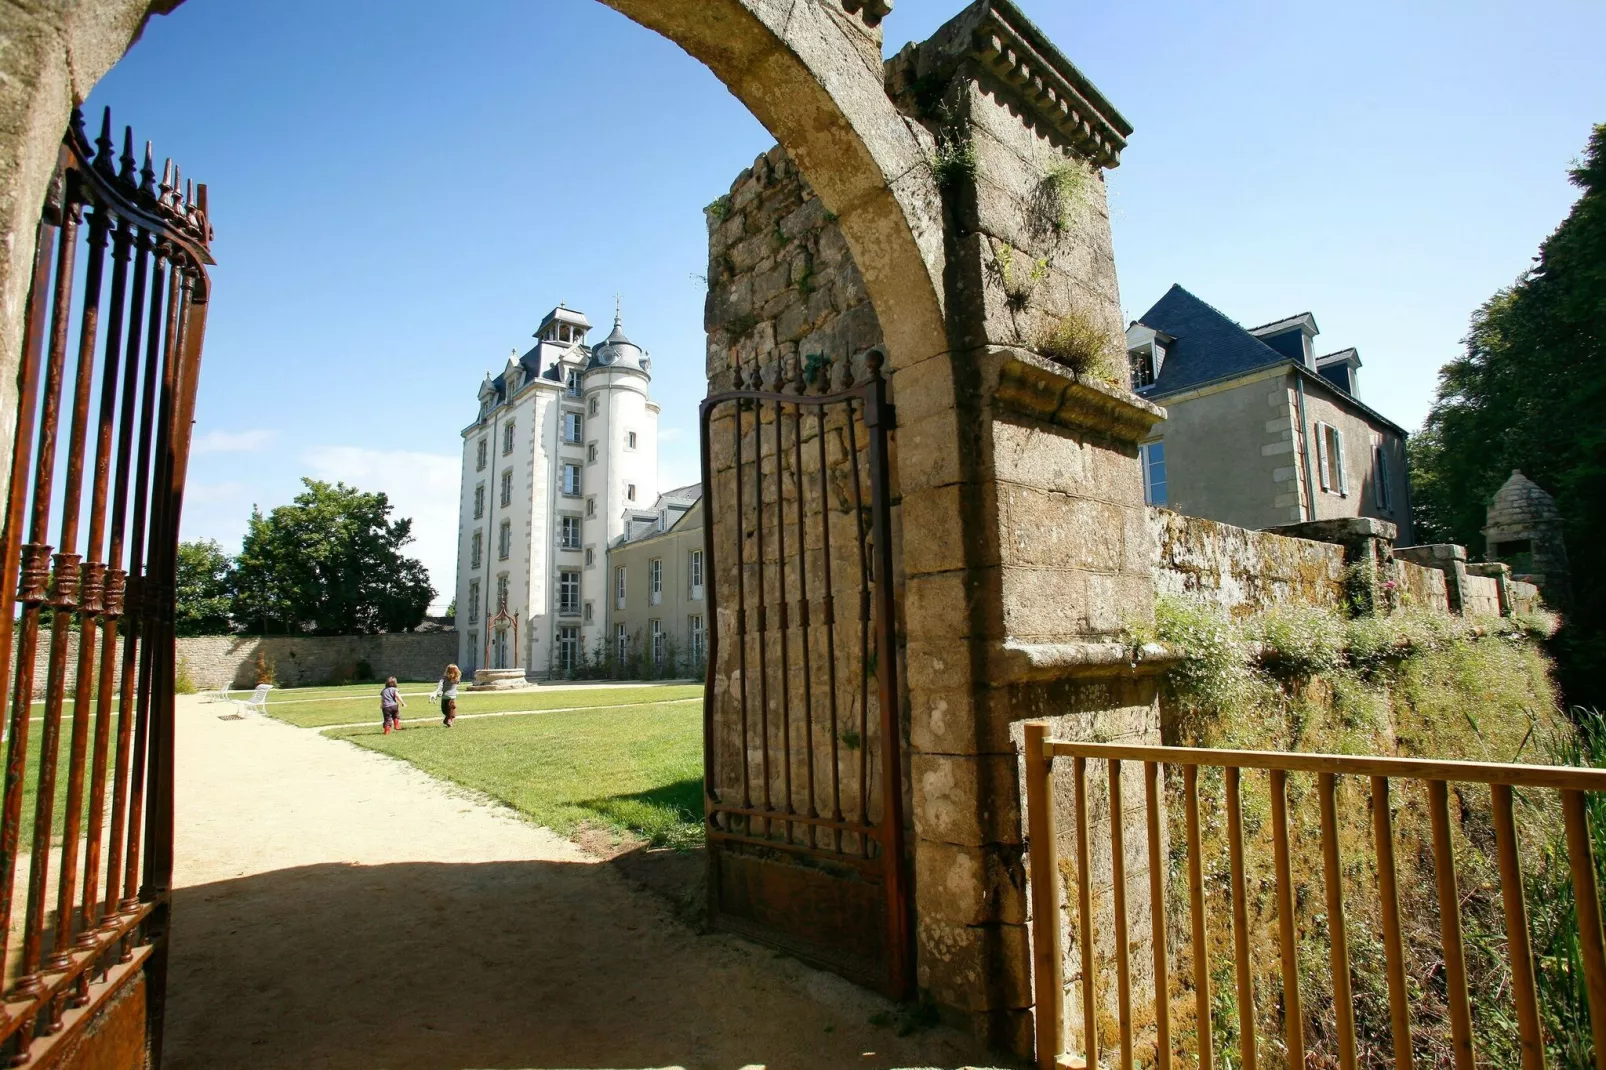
[163,695,999,1070]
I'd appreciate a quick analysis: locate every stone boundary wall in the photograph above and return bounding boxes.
[1396,560,1452,613]
[1149,508,1346,616]
[1461,574,1503,618]
[29,632,458,697]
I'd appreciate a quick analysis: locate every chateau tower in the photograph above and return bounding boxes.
[453,303,661,679]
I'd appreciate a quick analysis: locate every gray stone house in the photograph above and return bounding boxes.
[603,484,706,674]
[1126,285,1413,541]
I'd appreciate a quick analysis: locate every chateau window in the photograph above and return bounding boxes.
[564,412,583,444]
[625,431,638,451]
[470,531,483,570]
[584,547,594,568]
[1316,422,1348,496]
[616,623,629,661]
[615,566,626,610]
[650,559,662,605]
[583,602,594,624]
[476,439,487,471]
[498,520,511,560]
[473,483,484,519]
[467,632,478,665]
[588,396,598,417]
[558,570,581,615]
[562,464,582,496]
[566,369,582,397]
[626,484,637,502]
[1129,343,1162,390]
[689,549,704,600]
[586,497,596,518]
[559,516,581,550]
[689,615,705,664]
[558,626,580,673]
[651,619,664,665]
[503,421,515,456]
[496,574,509,610]
[500,469,513,508]
[587,442,598,464]
[468,580,480,621]
[1373,443,1392,510]
[1140,442,1168,507]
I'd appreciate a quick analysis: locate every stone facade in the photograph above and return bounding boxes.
[30,632,458,697]
[1484,469,1572,610]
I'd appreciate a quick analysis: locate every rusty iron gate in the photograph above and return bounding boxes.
[0,108,212,1066]
[698,350,911,999]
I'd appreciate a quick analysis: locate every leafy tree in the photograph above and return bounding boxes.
[1410,123,1606,703]
[231,478,434,635]
[175,538,234,635]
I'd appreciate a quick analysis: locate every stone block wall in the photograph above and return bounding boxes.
[1396,560,1452,613]
[1461,574,1503,618]
[29,632,458,697]
[1149,508,1346,616]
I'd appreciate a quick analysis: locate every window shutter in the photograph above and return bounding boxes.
[1335,429,1348,496]
[1315,423,1330,492]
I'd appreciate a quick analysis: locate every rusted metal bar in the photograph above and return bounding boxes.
[753,392,772,833]
[772,396,793,843]
[732,396,750,814]
[790,388,817,848]
[1075,755,1097,1066]
[1268,768,1305,1070]
[1563,790,1606,1070]
[1491,783,1544,1070]
[815,401,842,849]
[0,158,63,992]
[1024,723,1063,1070]
[1318,772,1358,1070]
[1109,758,1134,1070]
[1370,776,1413,1070]
[698,390,720,834]
[1145,761,1172,1070]
[1184,764,1212,1070]
[1224,766,1257,1070]
[843,394,870,852]
[1428,779,1475,1070]
[862,355,909,993]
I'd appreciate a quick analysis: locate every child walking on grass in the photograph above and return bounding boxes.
[431,664,461,727]
[380,676,406,734]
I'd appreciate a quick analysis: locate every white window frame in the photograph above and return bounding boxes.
[558,625,580,672]
[558,570,581,615]
[563,411,583,444]
[566,369,582,397]
[498,520,511,560]
[626,483,637,502]
[650,558,663,605]
[625,431,638,451]
[615,566,627,610]
[583,601,593,624]
[559,515,582,550]
[473,483,485,519]
[1316,422,1348,496]
[562,464,582,497]
[689,614,704,663]
[470,531,483,570]
[651,619,664,665]
[476,438,487,471]
[588,396,598,417]
[1139,441,1167,507]
[502,421,515,456]
[587,442,598,465]
[689,549,704,600]
[616,622,628,660]
[500,468,513,508]
[468,580,480,621]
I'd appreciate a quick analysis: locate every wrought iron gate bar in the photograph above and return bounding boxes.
[0,106,211,1064]
[699,350,911,998]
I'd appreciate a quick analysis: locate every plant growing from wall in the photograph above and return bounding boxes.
[1035,307,1118,382]
[705,194,732,222]
[1045,157,1095,234]
[992,242,1049,314]
[930,126,977,195]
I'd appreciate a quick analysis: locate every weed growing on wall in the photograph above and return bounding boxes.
[1035,308,1119,382]
[1135,595,1579,1067]
[1045,157,1095,234]
[930,128,977,195]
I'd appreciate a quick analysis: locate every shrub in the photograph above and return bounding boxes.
[1249,604,1345,679]
[174,658,196,695]
[355,658,375,682]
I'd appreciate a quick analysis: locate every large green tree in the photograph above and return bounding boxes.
[175,538,235,635]
[231,479,434,635]
[1410,124,1606,703]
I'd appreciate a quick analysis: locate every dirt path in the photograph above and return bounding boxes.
[165,696,1001,1070]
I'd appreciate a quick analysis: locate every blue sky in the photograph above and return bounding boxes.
[87,0,1606,610]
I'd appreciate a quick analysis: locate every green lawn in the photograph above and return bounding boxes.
[265,683,703,729]
[325,698,704,847]
[5,706,109,851]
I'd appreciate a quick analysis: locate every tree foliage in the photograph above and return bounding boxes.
[174,538,235,636]
[1409,123,1606,703]
[231,478,434,635]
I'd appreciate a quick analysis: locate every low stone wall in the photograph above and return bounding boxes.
[1397,560,1451,613]
[1510,580,1542,617]
[1462,574,1503,618]
[29,632,457,697]
[1149,508,1346,616]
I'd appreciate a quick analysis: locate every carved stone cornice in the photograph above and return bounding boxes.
[988,640,1180,683]
[984,346,1167,446]
[920,0,1132,167]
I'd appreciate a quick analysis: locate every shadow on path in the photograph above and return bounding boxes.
[165,858,997,1070]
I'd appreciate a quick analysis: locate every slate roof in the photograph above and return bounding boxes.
[1135,285,1294,397]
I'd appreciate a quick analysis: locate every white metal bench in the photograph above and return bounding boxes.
[230,684,272,716]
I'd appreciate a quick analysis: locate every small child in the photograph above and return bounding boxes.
[379,677,406,734]
[431,664,461,727]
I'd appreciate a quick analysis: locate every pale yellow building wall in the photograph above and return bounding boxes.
[605,502,707,675]
[1300,382,1413,542]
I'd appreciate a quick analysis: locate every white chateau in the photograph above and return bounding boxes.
[453,303,659,678]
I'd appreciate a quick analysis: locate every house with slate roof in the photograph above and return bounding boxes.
[1126,285,1413,539]
[606,483,706,674]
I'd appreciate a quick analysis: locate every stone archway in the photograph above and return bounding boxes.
[0,0,949,484]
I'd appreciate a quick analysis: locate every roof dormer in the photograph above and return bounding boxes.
[1124,322,1174,391]
[1249,312,1319,369]
[1316,348,1362,397]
